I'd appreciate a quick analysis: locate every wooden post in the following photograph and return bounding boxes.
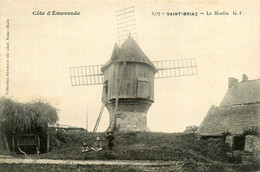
[3,133,10,152]
[47,133,50,152]
[12,135,15,152]
[86,104,88,131]
[37,135,40,149]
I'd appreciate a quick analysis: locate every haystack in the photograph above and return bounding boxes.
[0,97,58,153]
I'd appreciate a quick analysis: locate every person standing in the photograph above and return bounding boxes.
[106,132,115,151]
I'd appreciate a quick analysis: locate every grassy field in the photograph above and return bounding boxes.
[0,163,155,172]
[37,131,231,163]
[2,131,259,171]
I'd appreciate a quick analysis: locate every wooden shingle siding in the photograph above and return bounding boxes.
[102,62,154,103]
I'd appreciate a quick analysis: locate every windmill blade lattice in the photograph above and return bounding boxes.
[70,65,104,86]
[116,6,138,46]
[153,58,198,79]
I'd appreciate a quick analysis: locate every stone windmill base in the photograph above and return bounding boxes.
[106,98,152,132]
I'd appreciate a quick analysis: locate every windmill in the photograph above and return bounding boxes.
[69,6,198,132]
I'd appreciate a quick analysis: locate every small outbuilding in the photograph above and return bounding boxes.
[196,75,260,162]
[197,76,260,137]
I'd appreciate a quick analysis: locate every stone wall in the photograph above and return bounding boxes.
[106,98,152,132]
[116,112,150,132]
[243,135,260,163]
[245,135,260,153]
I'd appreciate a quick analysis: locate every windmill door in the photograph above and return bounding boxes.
[136,77,150,98]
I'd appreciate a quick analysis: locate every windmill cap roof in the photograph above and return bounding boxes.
[101,36,157,73]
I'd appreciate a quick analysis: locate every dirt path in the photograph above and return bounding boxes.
[0,157,186,172]
[0,157,183,166]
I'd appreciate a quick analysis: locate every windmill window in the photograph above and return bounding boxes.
[104,80,108,94]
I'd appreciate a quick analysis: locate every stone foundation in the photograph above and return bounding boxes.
[243,135,260,163]
[105,98,152,132]
[242,152,255,164]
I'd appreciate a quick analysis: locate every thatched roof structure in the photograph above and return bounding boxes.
[101,36,157,73]
[197,77,260,137]
[197,104,260,136]
[220,78,260,107]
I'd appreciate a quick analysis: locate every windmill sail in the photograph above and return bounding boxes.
[70,65,104,86]
[70,58,197,86]
[153,58,198,79]
[116,6,138,46]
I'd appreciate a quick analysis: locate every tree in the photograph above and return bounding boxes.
[184,125,199,133]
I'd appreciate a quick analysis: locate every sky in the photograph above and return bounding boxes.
[1,1,260,132]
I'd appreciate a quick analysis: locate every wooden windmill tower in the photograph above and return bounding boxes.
[70,7,198,132]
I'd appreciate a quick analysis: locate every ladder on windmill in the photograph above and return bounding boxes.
[93,103,105,132]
